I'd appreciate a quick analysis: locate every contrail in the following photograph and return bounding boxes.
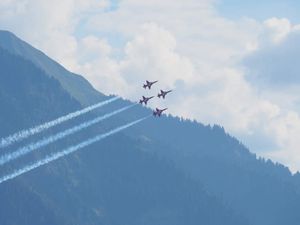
[0,115,150,184]
[0,104,136,166]
[0,96,120,148]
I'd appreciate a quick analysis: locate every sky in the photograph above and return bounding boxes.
[1,0,300,172]
[218,0,300,23]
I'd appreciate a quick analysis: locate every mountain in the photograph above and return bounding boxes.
[0,30,104,105]
[1,30,300,225]
[136,117,300,225]
[0,33,246,225]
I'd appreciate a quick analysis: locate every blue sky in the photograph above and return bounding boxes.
[217,0,300,23]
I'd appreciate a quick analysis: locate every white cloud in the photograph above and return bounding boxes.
[119,23,195,96]
[1,0,300,172]
[79,36,112,61]
[245,26,300,88]
[262,18,292,44]
[0,0,109,69]
[241,20,300,171]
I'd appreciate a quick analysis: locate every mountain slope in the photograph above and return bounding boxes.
[136,116,300,225]
[0,46,81,225]
[0,30,104,105]
[0,45,246,224]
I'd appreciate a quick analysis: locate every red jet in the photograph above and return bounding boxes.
[143,80,158,89]
[139,96,154,105]
[157,90,172,99]
[153,108,168,117]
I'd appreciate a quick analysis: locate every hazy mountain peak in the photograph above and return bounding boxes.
[0,30,17,38]
[0,30,105,105]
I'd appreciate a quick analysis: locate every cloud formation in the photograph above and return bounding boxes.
[245,19,300,87]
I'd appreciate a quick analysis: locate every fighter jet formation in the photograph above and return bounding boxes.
[140,80,172,117]
[0,79,170,184]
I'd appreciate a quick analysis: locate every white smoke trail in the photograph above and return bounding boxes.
[0,96,120,148]
[0,116,150,184]
[0,104,136,166]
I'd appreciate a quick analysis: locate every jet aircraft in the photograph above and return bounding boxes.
[143,80,158,89]
[157,90,172,99]
[139,96,154,105]
[153,108,168,117]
